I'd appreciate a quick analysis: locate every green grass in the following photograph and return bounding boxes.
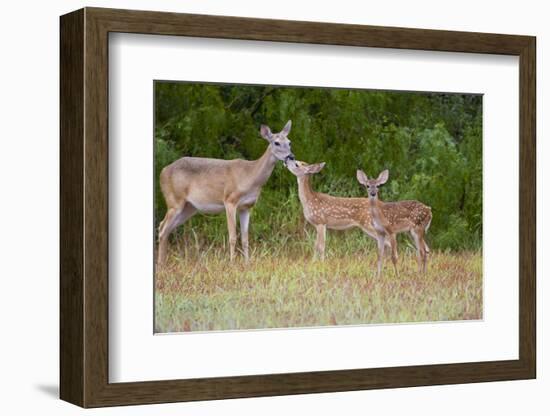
[155,236,482,333]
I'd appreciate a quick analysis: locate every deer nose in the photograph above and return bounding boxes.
[288,153,295,160]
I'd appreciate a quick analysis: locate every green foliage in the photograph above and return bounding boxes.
[154,82,483,251]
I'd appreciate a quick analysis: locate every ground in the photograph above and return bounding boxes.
[155,241,482,333]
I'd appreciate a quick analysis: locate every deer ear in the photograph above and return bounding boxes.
[307,162,326,174]
[260,125,273,141]
[356,170,368,186]
[281,120,292,136]
[377,169,389,185]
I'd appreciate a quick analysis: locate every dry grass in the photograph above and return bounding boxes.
[154,240,482,333]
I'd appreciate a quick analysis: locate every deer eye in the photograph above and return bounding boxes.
[273,142,280,146]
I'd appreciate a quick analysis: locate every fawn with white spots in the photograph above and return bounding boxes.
[285,160,381,260]
[356,169,432,278]
[157,121,295,266]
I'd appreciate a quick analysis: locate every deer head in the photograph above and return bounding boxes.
[285,160,326,177]
[260,120,295,163]
[356,169,389,200]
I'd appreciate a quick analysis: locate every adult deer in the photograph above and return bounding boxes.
[157,121,295,266]
[356,169,432,278]
[284,160,380,260]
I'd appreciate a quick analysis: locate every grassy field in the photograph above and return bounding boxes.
[154,235,482,333]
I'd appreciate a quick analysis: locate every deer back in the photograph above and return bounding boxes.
[161,156,274,210]
[379,200,432,233]
[301,191,374,230]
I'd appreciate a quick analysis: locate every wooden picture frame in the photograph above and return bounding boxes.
[60,7,536,408]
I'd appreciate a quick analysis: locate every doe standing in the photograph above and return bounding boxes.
[157,121,295,266]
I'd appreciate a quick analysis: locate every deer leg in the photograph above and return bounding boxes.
[225,203,238,261]
[417,228,428,274]
[158,208,180,267]
[376,234,386,278]
[239,209,251,262]
[421,228,430,273]
[389,233,399,278]
[314,224,327,260]
[157,204,196,267]
[158,217,167,237]
[410,229,425,274]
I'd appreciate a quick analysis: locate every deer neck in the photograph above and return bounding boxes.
[369,197,387,231]
[297,175,316,206]
[369,197,383,212]
[249,147,278,188]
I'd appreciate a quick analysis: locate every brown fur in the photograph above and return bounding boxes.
[286,161,378,260]
[157,122,294,265]
[357,169,432,277]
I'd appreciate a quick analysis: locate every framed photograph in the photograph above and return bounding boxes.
[60,7,536,408]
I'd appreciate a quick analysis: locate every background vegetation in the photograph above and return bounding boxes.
[155,82,482,251]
